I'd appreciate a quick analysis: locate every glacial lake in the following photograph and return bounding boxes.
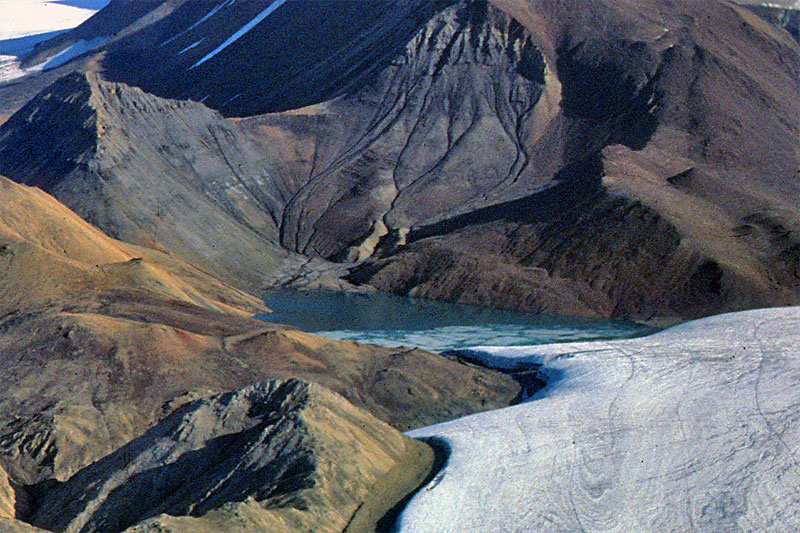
[259,290,656,353]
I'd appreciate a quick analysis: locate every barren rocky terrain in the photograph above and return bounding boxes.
[1,0,799,321]
[0,0,799,530]
[29,379,433,533]
[0,176,516,530]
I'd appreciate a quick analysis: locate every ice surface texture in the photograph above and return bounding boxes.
[400,306,800,531]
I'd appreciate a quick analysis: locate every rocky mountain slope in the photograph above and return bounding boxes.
[399,306,800,531]
[0,70,306,292]
[1,0,798,321]
[0,1,798,530]
[28,379,433,533]
[745,3,800,43]
[348,0,800,319]
[0,175,518,529]
[14,0,457,117]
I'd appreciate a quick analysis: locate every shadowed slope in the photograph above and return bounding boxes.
[0,175,519,490]
[30,379,434,533]
[0,72,306,292]
[353,0,800,320]
[1,0,798,322]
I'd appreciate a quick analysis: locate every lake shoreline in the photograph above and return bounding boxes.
[258,289,657,353]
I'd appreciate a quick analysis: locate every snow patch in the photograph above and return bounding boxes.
[0,0,108,41]
[0,0,108,83]
[190,0,289,69]
[28,36,108,71]
[221,92,242,106]
[0,54,26,82]
[160,0,236,47]
[177,39,204,56]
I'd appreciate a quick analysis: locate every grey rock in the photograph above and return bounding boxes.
[27,379,434,532]
[1,0,799,321]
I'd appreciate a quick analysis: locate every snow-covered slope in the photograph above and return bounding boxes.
[0,0,108,40]
[398,306,800,531]
[0,0,109,82]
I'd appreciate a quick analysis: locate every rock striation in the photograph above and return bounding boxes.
[1,0,799,322]
[27,379,433,533]
[351,0,800,320]
[0,71,305,293]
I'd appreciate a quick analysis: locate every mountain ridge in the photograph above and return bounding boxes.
[0,173,518,509]
[2,0,797,320]
[0,0,799,530]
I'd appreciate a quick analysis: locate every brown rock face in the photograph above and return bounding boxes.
[1,465,17,519]
[350,0,800,320]
[1,0,799,323]
[28,379,433,533]
[0,175,517,489]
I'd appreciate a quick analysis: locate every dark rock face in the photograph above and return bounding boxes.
[31,380,313,532]
[16,0,460,117]
[344,0,800,319]
[0,0,558,289]
[347,186,690,319]
[275,0,556,259]
[1,0,799,321]
[100,0,459,116]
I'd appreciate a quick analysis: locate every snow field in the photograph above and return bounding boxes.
[399,306,800,531]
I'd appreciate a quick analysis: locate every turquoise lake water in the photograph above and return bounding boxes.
[258,290,656,353]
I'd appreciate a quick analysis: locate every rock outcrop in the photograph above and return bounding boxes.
[0,174,518,489]
[27,379,433,533]
[1,0,799,322]
[350,0,800,320]
[0,72,306,293]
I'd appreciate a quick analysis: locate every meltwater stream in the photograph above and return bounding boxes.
[259,290,656,352]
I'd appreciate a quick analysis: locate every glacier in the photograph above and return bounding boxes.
[0,0,108,83]
[398,306,800,531]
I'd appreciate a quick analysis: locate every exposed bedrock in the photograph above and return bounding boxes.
[0,0,799,320]
[0,0,561,290]
[26,379,433,533]
[348,0,800,320]
[0,175,518,493]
